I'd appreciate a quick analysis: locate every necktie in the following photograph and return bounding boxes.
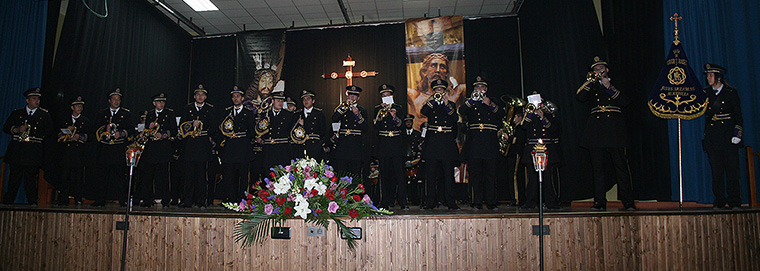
[28,110,32,116]
[111,110,116,116]
[234,108,239,116]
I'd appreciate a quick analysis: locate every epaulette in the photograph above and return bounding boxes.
[225,106,233,110]
[313,107,322,111]
[375,104,384,109]
[38,108,48,112]
[166,108,174,111]
[122,108,131,112]
[207,103,214,107]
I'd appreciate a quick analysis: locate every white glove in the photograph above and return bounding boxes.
[731,137,741,144]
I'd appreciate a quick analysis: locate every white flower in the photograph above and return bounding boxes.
[293,194,311,219]
[302,177,328,196]
[273,175,292,195]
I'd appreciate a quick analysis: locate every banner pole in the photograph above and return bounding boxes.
[678,118,683,209]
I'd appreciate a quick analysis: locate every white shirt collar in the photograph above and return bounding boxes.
[406,128,413,135]
[26,106,36,115]
[195,102,204,110]
[111,107,120,115]
[713,84,724,95]
[304,107,313,114]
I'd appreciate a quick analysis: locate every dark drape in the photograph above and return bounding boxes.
[42,0,191,195]
[663,0,760,203]
[189,36,237,106]
[282,24,407,157]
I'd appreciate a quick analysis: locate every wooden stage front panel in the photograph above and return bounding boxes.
[0,208,758,270]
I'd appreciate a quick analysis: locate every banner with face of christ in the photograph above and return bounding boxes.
[237,30,286,106]
[405,16,466,131]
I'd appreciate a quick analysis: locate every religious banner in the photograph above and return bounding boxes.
[648,14,706,120]
[237,30,286,104]
[405,16,466,130]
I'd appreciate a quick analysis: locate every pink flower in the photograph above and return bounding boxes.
[329,182,338,191]
[264,204,274,215]
[266,182,275,190]
[363,194,373,205]
[287,194,296,201]
[284,165,292,172]
[304,166,311,174]
[328,201,339,213]
[238,199,246,211]
[325,170,334,178]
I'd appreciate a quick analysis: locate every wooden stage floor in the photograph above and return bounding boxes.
[1,203,759,270]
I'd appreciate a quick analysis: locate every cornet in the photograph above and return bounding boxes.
[576,71,602,94]
[471,90,485,101]
[433,91,445,102]
[336,99,356,112]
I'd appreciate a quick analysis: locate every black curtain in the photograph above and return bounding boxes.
[282,24,407,156]
[44,0,191,117]
[42,0,191,196]
[189,36,237,106]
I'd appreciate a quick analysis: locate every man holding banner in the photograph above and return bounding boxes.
[702,64,743,210]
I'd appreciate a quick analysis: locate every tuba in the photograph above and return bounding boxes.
[498,95,526,156]
[576,71,601,94]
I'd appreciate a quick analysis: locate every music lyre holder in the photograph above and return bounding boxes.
[531,139,548,271]
[119,147,142,271]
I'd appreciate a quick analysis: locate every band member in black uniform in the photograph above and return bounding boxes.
[459,77,505,210]
[294,89,327,161]
[55,96,92,206]
[331,85,368,176]
[577,56,635,211]
[285,97,297,112]
[504,112,527,206]
[373,84,407,209]
[2,88,53,205]
[179,85,216,208]
[92,88,135,207]
[136,93,177,207]
[257,90,295,170]
[402,114,424,206]
[702,64,744,209]
[518,93,562,210]
[217,86,255,203]
[420,79,460,210]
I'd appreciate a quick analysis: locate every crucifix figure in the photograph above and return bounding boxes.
[670,13,683,45]
[320,55,378,86]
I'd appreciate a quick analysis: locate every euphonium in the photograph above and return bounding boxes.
[576,71,602,94]
[18,121,32,142]
[96,122,117,143]
[497,95,526,156]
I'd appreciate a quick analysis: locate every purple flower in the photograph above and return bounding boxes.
[289,173,295,181]
[341,176,352,184]
[325,170,334,178]
[264,178,270,184]
[273,207,280,214]
[371,205,378,210]
[328,201,339,213]
[264,204,274,215]
[362,194,373,205]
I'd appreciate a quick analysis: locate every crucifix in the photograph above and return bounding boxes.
[670,13,682,45]
[320,55,378,87]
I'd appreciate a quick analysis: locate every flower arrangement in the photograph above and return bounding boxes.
[223,158,392,250]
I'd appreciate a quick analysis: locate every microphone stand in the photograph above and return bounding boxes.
[531,141,548,271]
[120,147,142,271]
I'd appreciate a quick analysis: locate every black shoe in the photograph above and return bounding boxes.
[179,202,193,208]
[487,205,499,210]
[545,205,562,210]
[623,202,637,211]
[90,201,106,207]
[399,205,410,210]
[75,201,83,206]
[590,202,606,211]
[730,205,742,210]
[139,201,153,208]
[119,201,127,207]
[470,204,483,210]
[447,204,460,210]
[421,204,436,210]
[55,200,69,206]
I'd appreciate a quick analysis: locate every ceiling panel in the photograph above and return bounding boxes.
[154,0,522,36]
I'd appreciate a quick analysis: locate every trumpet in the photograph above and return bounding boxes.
[433,91,445,102]
[18,121,31,142]
[576,71,601,94]
[519,103,537,126]
[336,99,356,112]
[471,90,485,101]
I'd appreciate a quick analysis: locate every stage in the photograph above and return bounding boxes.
[1,203,758,270]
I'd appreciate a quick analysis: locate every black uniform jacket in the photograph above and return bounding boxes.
[57,113,93,167]
[331,104,368,160]
[261,108,296,166]
[141,108,177,164]
[179,102,216,162]
[576,80,629,148]
[373,103,405,158]
[3,107,53,165]
[294,107,327,160]
[459,97,504,160]
[519,111,562,166]
[217,105,255,163]
[95,107,135,164]
[420,99,458,160]
[703,85,743,150]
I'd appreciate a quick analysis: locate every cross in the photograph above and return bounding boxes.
[670,13,682,28]
[669,13,683,45]
[320,55,378,86]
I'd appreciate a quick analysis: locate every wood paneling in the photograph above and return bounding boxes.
[0,210,759,270]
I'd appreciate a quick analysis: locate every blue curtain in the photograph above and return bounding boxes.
[663,0,760,203]
[1,0,48,155]
[0,0,48,201]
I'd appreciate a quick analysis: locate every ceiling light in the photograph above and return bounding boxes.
[183,0,219,12]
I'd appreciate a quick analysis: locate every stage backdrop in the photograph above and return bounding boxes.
[236,30,286,103]
[405,16,466,130]
[663,0,760,204]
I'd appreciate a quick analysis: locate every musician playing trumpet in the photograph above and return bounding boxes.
[518,92,562,211]
[331,85,368,176]
[55,96,92,206]
[178,85,216,208]
[458,76,504,210]
[576,56,635,211]
[136,93,177,207]
[373,84,407,210]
